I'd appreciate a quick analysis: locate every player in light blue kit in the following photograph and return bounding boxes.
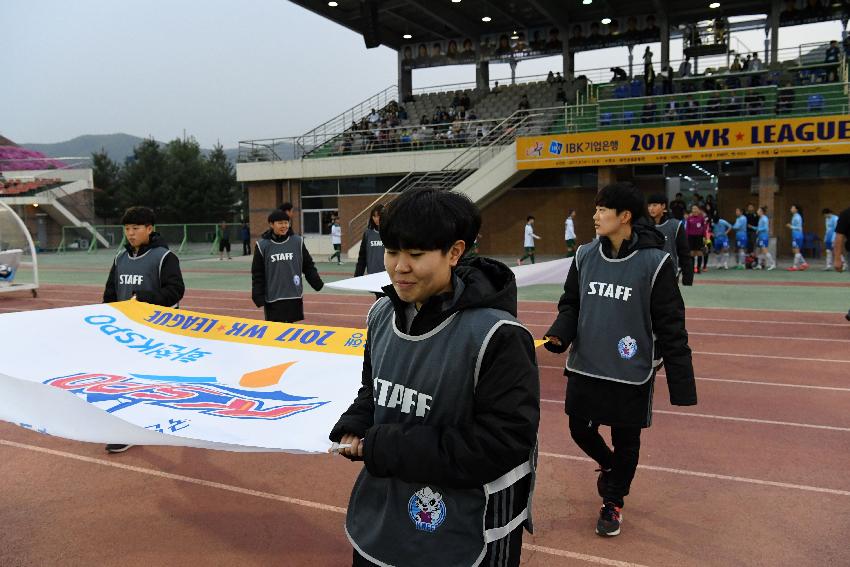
[786,204,809,271]
[732,208,749,269]
[823,208,839,270]
[755,206,776,270]
[711,217,732,269]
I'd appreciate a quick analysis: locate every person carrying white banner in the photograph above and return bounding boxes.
[102,205,186,454]
[330,188,540,567]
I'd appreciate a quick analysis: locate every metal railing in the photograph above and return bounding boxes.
[347,108,553,239]
[293,84,398,156]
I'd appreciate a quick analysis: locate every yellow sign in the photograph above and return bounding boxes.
[112,299,365,357]
[516,115,850,169]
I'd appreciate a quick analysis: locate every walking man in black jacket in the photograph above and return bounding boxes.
[330,188,539,567]
[102,205,186,454]
[545,182,696,537]
[252,210,323,323]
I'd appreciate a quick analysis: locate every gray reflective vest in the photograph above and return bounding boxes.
[566,239,668,385]
[655,219,681,271]
[365,228,385,274]
[346,298,535,567]
[257,235,304,302]
[113,247,170,302]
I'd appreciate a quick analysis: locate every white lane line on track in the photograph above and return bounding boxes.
[539,365,850,391]
[539,399,850,432]
[538,452,850,497]
[0,439,648,567]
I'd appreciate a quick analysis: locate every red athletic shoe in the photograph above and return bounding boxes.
[787,266,799,271]
[799,263,809,271]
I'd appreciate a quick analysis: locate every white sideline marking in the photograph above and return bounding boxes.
[0,439,650,567]
[539,399,850,432]
[538,452,850,497]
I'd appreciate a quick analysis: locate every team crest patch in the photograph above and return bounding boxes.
[293,275,301,287]
[408,487,446,532]
[617,336,637,359]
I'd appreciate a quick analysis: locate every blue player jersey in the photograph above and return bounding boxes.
[825,214,838,238]
[790,212,803,235]
[757,215,769,237]
[732,215,748,238]
[712,219,731,236]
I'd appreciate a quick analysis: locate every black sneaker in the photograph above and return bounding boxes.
[105,444,133,453]
[845,309,850,322]
[596,501,622,537]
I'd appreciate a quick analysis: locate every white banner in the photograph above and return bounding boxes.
[326,257,573,293]
[0,301,365,453]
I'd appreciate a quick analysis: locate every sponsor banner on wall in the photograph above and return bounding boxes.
[516,115,850,169]
[0,300,366,453]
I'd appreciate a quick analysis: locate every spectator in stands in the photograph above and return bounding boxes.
[643,47,655,94]
[825,39,840,63]
[610,67,628,82]
[492,81,502,94]
[680,95,700,123]
[556,86,567,103]
[726,90,742,118]
[661,65,674,95]
[446,40,458,59]
[678,55,692,78]
[746,91,766,116]
[705,91,722,120]
[663,99,678,122]
[506,92,528,115]
[555,72,565,83]
[750,52,763,71]
[461,38,475,57]
[730,54,742,72]
[368,108,380,125]
[546,27,562,50]
[496,35,512,56]
[451,92,462,109]
[641,99,658,123]
[547,71,556,84]
[777,83,795,114]
[742,54,752,71]
[460,92,471,110]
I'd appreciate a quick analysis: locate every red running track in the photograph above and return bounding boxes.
[1,285,849,566]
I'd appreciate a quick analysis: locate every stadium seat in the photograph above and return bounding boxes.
[600,113,613,127]
[807,94,825,112]
[622,110,636,125]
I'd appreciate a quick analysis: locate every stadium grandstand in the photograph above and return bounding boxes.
[0,136,101,251]
[237,0,850,260]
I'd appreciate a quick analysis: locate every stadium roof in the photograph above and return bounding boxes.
[289,0,779,50]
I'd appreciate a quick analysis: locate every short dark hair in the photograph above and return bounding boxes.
[675,192,683,198]
[647,193,668,205]
[527,215,535,222]
[268,210,290,223]
[595,182,646,223]
[121,206,155,226]
[380,188,481,254]
[823,207,833,214]
[279,202,293,212]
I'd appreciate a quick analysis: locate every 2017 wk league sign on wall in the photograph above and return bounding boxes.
[516,115,850,168]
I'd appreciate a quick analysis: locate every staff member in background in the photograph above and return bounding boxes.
[102,205,186,455]
[241,222,251,256]
[252,210,324,323]
[355,205,386,300]
[646,194,693,285]
[564,209,577,257]
[545,182,696,537]
[833,206,850,321]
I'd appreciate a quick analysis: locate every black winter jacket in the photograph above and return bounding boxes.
[545,224,697,412]
[329,256,540,488]
[102,233,185,307]
[644,214,694,286]
[250,229,323,308]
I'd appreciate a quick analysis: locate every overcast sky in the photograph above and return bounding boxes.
[2,1,845,149]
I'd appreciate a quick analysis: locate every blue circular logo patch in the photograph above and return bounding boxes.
[617,336,637,359]
[408,487,446,533]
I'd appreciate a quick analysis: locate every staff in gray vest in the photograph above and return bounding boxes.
[102,205,186,455]
[545,183,696,538]
[251,210,324,323]
[330,188,539,567]
[647,194,693,285]
[355,203,385,277]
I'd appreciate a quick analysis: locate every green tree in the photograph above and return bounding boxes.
[118,138,168,216]
[92,148,121,223]
[161,137,207,222]
[203,144,238,222]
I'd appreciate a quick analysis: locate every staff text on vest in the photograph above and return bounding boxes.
[374,378,432,417]
[270,253,295,262]
[370,241,383,247]
[587,282,632,301]
[119,275,144,285]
